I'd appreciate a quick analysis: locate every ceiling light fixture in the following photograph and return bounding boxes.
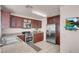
[32,10,47,17]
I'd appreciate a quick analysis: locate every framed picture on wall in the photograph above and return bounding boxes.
[65,17,79,31]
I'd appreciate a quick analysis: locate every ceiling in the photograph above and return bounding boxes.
[4,5,60,19]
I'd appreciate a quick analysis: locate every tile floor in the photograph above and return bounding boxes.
[0,41,60,53]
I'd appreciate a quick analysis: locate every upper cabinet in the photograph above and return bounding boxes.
[32,20,42,28]
[10,15,23,28]
[10,16,16,28]
[47,15,60,24]
[16,17,23,28]
[1,10,10,29]
[47,16,56,24]
[10,15,42,29]
[38,21,42,28]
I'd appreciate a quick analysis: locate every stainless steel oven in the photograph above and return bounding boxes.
[22,31,33,43]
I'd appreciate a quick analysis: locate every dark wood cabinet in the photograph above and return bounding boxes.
[10,15,23,28]
[31,20,36,28]
[32,20,42,28]
[10,16,16,28]
[55,16,60,45]
[38,21,42,28]
[17,35,25,42]
[47,16,56,24]
[34,33,43,43]
[47,15,60,45]
[1,10,10,29]
[16,17,23,28]
[10,15,42,28]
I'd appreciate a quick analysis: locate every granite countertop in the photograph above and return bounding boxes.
[1,37,36,53]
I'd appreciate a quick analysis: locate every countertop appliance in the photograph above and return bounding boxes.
[23,19,32,29]
[22,31,33,43]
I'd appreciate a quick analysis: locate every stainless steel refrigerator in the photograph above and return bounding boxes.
[46,24,56,44]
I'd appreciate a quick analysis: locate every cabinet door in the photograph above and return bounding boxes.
[34,33,43,43]
[38,21,42,28]
[35,20,38,28]
[10,16,16,28]
[47,19,51,24]
[10,16,23,28]
[32,20,37,28]
[16,17,23,28]
[55,16,60,45]
[32,20,42,28]
[1,11,10,29]
[47,17,55,24]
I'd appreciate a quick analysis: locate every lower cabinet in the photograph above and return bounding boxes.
[33,33,43,43]
[17,33,44,43]
[17,35,25,42]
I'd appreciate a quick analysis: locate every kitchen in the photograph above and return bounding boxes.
[10,15,43,44]
[0,5,60,53]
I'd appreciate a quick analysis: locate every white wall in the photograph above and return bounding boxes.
[60,6,79,53]
[41,18,47,41]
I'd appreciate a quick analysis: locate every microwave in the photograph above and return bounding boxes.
[23,22,32,29]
